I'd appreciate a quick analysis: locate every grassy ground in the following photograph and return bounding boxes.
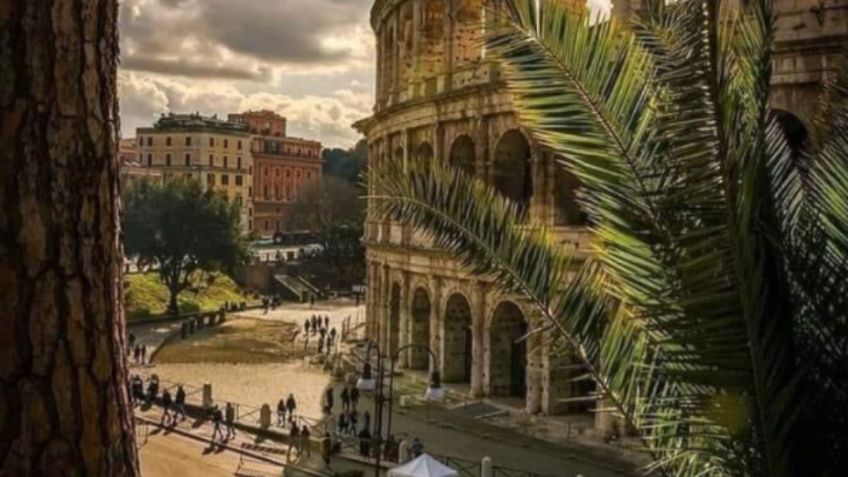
[154,318,304,364]
[125,271,257,322]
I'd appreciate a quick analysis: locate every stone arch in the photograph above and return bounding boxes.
[409,287,432,369]
[488,300,528,398]
[553,160,588,226]
[449,134,476,176]
[774,109,810,176]
[443,293,473,383]
[389,281,402,354]
[416,142,435,161]
[493,129,533,212]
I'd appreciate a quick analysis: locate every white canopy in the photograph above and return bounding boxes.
[387,454,459,477]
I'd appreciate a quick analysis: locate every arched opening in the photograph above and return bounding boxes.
[389,282,401,354]
[410,288,431,370]
[443,293,473,383]
[489,301,527,398]
[493,130,533,212]
[416,142,434,161]
[449,135,476,176]
[554,164,588,226]
[774,109,810,176]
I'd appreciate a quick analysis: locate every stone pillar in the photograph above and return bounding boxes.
[482,457,493,477]
[430,276,444,374]
[434,122,445,164]
[399,272,412,367]
[412,0,422,77]
[259,404,272,429]
[202,383,213,409]
[380,265,391,353]
[471,283,487,397]
[526,314,544,415]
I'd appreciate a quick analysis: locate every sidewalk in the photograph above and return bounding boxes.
[326,381,647,477]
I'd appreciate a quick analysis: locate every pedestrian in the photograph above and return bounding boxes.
[174,385,187,421]
[133,345,140,364]
[141,344,147,364]
[349,410,358,436]
[160,389,173,426]
[225,402,236,440]
[330,327,337,342]
[146,374,159,404]
[300,425,312,457]
[324,316,329,329]
[211,406,225,443]
[288,423,300,458]
[286,393,297,422]
[341,386,350,412]
[129,332,136,351]
[324,387,334,414]
[304,318,311,335]
[351,386,360,411]
[363,410,371,433]
[338,412,349,435]
[411,437,424,458]
[131,375,143,405]
[321,432,332,468]
[358,427,371,457]
[277,398,287,427]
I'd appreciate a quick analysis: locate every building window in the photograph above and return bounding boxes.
[249,208,253,218]
[306,171,311,180]
[184,153,191,166]
[223,156,228,168]
[166,136,172,147]
[209,155,214,167]
[249,166,253,175]
[185,136,192,146]
[207,173,215,186]
[237,140,242,150]
[235,175,243,186]
[264,185,269,199]
[264,220,269,231]
[221,174,229,185]
[224,139,229,149]
[275,168,280,177]
[286,169,291,178]
[248,187,253,197]
[209,137,214,147]
[264,166,269,176]
[147,154,153,166]
[237,157,242,169]
[275,185,280,199]
[286,185,292,201]
[147,137,153,147]
[165,153,172,166]
[296,170,301,179]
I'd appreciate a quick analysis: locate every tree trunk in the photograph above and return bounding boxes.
[0,1,139,476]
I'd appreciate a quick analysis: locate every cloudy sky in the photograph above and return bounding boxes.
[118,0,375,149]
[118,0,611,149]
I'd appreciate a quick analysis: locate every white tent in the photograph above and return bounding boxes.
[387,454,460,477]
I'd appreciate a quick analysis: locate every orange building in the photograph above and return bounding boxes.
[228,111,322,238]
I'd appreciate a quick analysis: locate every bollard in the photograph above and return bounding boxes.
[481,457,493,477]
[259,404,272,429]
[180,322,188,340]
[399,440,411,464]
[202,384,213,409]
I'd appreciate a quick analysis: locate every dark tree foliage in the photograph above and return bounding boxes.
[322,138,368,184]
[123,178,248,314]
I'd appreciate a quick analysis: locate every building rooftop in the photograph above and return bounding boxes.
[148,113,250,134]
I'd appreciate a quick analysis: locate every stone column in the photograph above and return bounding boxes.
[379,265,390,353]
[529,143,544,223]
[475,116,490,182]
[526,314,544,415]
[412,0,422,77]
[430,276,444,375]
[434,122,445,164]
[399,271,412,367]
[471,283,487,397]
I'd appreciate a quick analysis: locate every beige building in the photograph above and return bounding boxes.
[136,113,254,231]
[119,138,162,187]
[355,0,845,433]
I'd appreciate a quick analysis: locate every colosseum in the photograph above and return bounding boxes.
[354,0,848,428]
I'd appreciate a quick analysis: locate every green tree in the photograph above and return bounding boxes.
[322,138,368,184]
[123,178,248,315]
[370,1,848,476]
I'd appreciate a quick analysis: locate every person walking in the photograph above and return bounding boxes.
[358,427,371,457]
[211,406,225,443]
[324,316,329,329]
[321,432,332,469]
[304,318,311,336]
[225,402,236,440]
[349,410,358,436]
[338,412,349,435]
[300,425,312,457]
[131,375,143,405]
[160,389,173,426]
[411,437,424,458]
[277,398,287,427]
[174,385,187,421]
[141,344,147,365]
[350,386,360,411]
[288,424,300,458]
[363,410,371,432]
[341,386,350,412]
[286,393,297,423]
[146,375,159,404]
[132,345,140,365]
[324,387,334,415]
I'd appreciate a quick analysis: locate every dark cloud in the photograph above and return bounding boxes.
[119,0,373,79]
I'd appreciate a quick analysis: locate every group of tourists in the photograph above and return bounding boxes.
[210,402,237,443]
[304,315,338,355]
[262,295,281,313]
[129,374,188,425]
[287,423,314,458]
[131,343,148,365]
[275,394,299,428]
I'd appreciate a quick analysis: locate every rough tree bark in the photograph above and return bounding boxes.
[0,1,139,475]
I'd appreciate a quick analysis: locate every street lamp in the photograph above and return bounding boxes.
[356,341,445,476]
